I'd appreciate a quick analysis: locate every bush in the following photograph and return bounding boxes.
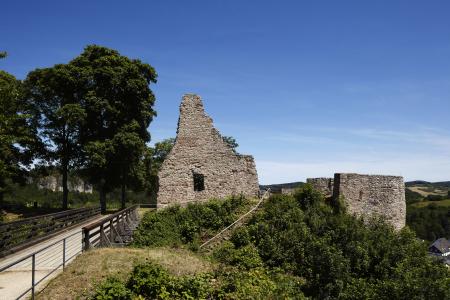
[213,241,263,270]
[92,277,132,300]
[223,187,450,299]
[132,196,250,248]
[93,262,307,300]
[111,186,450,299]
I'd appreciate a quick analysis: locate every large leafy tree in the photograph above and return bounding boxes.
[24,64,86,209]
[0,69,39,206]
[72,45,157,213]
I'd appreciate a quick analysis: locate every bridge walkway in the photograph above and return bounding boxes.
[0,214,105,300]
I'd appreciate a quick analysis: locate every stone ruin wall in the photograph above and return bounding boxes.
[306,177,334,197]
[332,173,406,230]
[157,94,259,208]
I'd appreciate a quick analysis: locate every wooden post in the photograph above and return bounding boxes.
[83,228,90,251]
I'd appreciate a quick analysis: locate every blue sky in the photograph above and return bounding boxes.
[2,1,450,184]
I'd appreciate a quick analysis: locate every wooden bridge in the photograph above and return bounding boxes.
[0,205,141,300]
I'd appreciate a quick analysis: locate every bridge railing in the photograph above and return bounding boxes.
[0,207,100,257]
[82,205,139,250]
[0,230,82,300]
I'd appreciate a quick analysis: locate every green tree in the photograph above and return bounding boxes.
[24,64,86,209]
[0,52,6,59]
[73,45,157,213]
[0,70,38,205]
[150,138,175,170]
[141,138,175,204]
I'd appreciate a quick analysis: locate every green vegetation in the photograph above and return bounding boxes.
[407,204,450,241]
[92,186,450,299]
[411,199,450,208]
[404,184,450,241]
[405,188,423,204]
[132,196,252,249]
[2,183,147,210]
[0,66,40,207]
[1,45,158,213]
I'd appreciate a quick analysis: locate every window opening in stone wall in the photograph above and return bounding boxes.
[193,173,205,191]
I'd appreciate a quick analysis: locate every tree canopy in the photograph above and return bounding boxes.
[0,70,39,204]
[71,45,157,212]
[25,63,87,209]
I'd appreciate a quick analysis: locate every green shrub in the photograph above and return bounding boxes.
[107,186,450,299]
[132,196,250,248]
[92,277,132,300]
[213,241,263,270]
[229,227,251,247]
[223,187,450,299]
[126,263,172,299]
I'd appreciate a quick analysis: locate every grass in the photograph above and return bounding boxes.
[410,198,450,208]
[36,247,213,300]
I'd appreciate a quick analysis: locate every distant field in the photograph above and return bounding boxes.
[408,186,449,197]
[410,199,450,208]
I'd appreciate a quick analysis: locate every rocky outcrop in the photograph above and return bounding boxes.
[157,94,259,208]
[37,175,93,193]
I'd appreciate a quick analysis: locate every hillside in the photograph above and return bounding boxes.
[259,181,304,192]
[53,190,448,299]
[405,180,450,188]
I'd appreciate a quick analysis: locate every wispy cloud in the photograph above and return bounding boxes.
[254,126,450,184]
[257,154,450,184]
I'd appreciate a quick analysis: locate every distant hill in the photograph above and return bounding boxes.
[405,181,450,188]
[259,182,304,193]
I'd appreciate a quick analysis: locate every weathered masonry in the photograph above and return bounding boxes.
[157,94,259,208]
[306,177,334,197]
[307,173,406,230]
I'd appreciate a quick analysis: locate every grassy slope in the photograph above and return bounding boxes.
[36,247,212,300]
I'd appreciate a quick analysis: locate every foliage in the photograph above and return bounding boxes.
[222,136,238,153]
[132,196,250,248]
[29,45,158,213]
[406,204,450,241]
[92,277,132,300]
[150,138,175,171]
[426,194,446,201]
[0,51,6,59]
[24,64,87,209]
[405,188,423,204]
[92,261,306,300]
[213,241,263,270]
[0,70,39,204]
[218,188,450,299]
[142,138,175,203]
[103,186,450,299]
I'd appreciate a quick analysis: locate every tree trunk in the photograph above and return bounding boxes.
[62,162,68,210]
[121,182,126,210]
[0,191,4,209]
[100,185,107,214]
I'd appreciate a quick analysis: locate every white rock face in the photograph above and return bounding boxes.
[157,94,259,208]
